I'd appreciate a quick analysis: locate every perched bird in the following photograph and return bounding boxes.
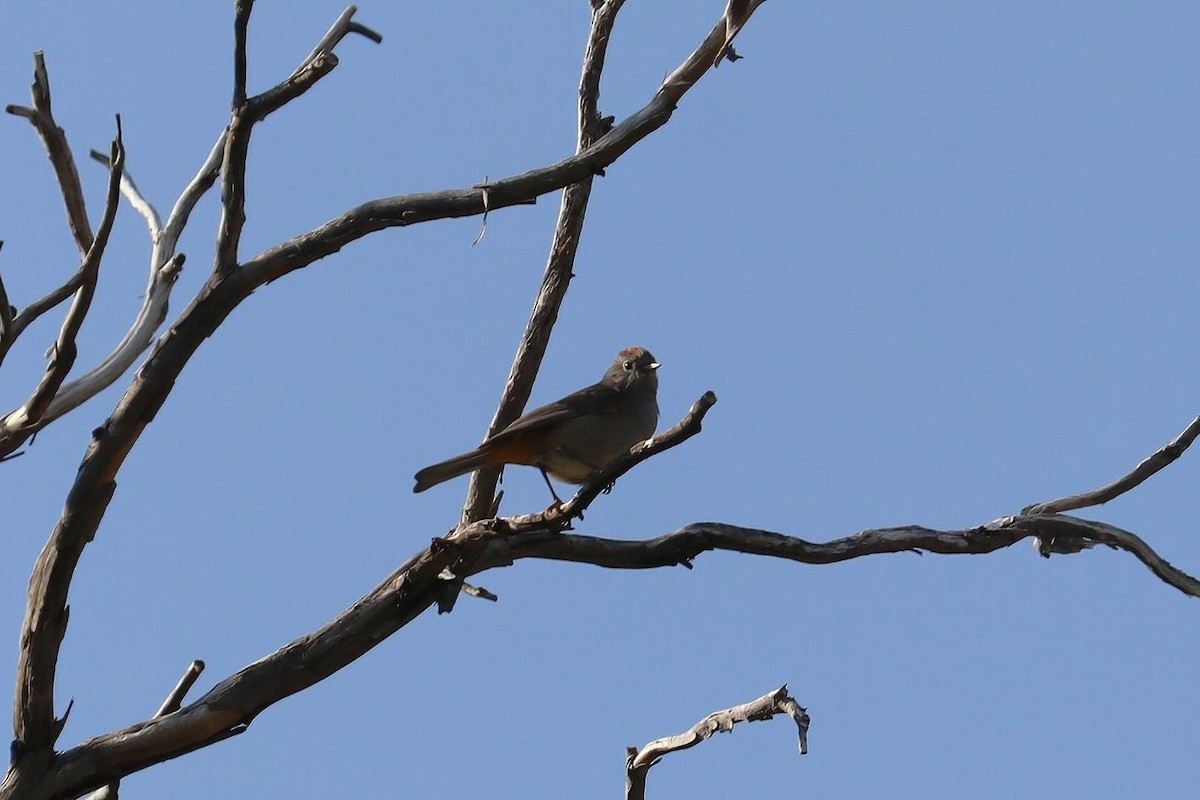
[714,0,750,68]
[413,347,660,499]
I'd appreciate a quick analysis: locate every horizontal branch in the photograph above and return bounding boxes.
[484,514,1200,599]
[37,506,1196,797]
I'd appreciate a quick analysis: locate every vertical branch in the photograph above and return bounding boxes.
[3,52,95,255]
[233,0,254,109]
[0,241,12,362]
[461,0,628,524]
[217,0,257,276]
[9,120,123,751]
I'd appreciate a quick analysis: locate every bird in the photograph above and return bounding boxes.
[713,0,750,68]
[413,347,660,500]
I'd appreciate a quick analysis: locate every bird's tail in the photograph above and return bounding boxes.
[413,448,491,493]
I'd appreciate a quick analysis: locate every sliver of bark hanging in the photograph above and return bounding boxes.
[625,684,809,800]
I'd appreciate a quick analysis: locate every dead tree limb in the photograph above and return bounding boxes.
[625,684,809,800]
[24,504,1198,799]
[4,52,94,255]
[1024,412,1200,515]
[87,660,205,800]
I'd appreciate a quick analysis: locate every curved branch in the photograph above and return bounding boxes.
[1024,413,1200,515]
[89,148,161,238]
[625,684,808,800]
[486,514,1200,599]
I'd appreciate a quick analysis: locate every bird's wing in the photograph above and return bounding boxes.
[489,381,621,442]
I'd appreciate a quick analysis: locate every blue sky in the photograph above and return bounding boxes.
[3,2,1200,797]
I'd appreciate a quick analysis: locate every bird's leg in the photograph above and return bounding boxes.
[539,467,565,506]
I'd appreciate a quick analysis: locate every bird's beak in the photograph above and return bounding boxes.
[648,362,661,370]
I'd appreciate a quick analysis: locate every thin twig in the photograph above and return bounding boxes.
[233,0,254,109]
[302,4,383,64]
[215,5,376,277]
[89,660,206,800]
[1024,414,1200,515]
[0,265,87,368]
[32,503,1197,800]
[625,684,808,800]
[506,391,718,532]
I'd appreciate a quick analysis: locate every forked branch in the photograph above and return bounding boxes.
[0,122,125,459]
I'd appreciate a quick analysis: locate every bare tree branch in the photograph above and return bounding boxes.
[89,149,161,239]
[1024,413,1200,515]
[25,500,1198,800]
[4,52,94,255]
[625,684,809,800]
[0,53,105,368]
[0,122,125,459]
[713,0,758,68]
[0,274,83,369]
[462,0,629,524]
[88,660,205,800]
[216,5,379,277]
[236,0,770,287]
[301,4,383,64]
[42,132,227,423]
[0,242,12,358]
[232,0,254,110]
[4,8,382,442]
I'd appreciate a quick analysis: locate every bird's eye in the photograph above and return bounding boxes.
[623,360,634,371]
